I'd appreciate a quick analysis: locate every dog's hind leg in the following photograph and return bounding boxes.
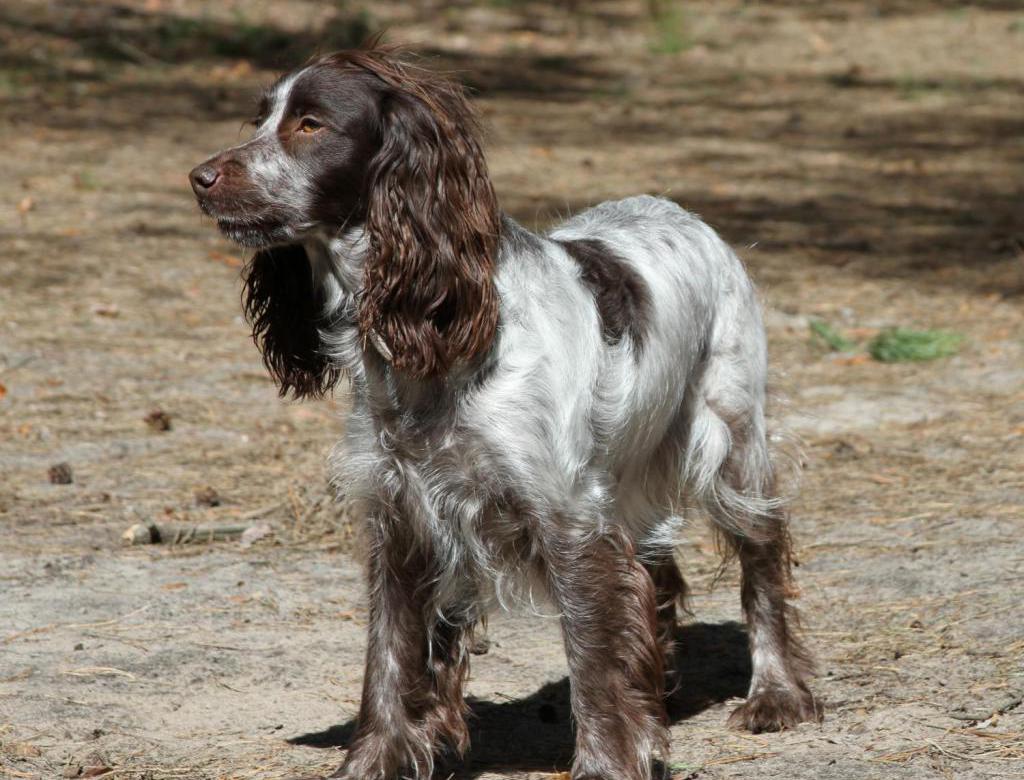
[422,613,474,759]
[687,392,820,732]
[642,553,687,691]
[722,497,819,732]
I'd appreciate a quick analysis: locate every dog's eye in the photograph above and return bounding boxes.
[297,116,323,134]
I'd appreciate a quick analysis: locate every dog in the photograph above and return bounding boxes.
[189,44,819,780]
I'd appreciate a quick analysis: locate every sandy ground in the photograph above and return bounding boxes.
[1,1,1023,778]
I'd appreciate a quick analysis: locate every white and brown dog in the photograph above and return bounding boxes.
[190,44,819,780]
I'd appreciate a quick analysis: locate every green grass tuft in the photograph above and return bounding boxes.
[648,1,692,55]
[809,320,856,352]
[74,170,101,191]
[868,328,963,363]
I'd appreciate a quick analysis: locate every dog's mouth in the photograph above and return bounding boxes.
[195,199,290,248]
[192,182,312,248]
[214,216,290,248]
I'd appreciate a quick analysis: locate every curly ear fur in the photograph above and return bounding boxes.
[344,50,500,379]
[243,244,340,399]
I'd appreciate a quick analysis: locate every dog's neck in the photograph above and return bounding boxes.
[296,223,498,405]
[300,225,432,402]
[302,225,369,322]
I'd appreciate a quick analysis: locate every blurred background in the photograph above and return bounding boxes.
[1,2,1022,779]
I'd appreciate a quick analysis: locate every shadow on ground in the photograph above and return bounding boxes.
[3,0,1021,297]
[0,0,621,103]
[289,621,750,778]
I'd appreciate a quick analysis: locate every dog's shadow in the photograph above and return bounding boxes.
[289,621,751,778]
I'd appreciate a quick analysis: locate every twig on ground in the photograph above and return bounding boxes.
[121,521,271,546]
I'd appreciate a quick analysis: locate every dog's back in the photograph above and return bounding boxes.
[486,195,774,549]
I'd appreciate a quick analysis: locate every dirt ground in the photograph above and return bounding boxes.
[2,1,1023,778]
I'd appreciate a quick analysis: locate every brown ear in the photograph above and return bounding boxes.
[243,244,340,399]
[358,59,500,379]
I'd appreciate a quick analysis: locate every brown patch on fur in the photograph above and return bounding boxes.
[314,47,500,379]
[557,238,651,351]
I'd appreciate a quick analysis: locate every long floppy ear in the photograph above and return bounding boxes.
[243,244,340,399]
[358,58,500,379]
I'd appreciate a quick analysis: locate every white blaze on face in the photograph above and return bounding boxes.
[246,70,317,225]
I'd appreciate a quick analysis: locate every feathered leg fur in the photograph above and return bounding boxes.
[691,406,820,732]
[330,515,473,780]
[543,524,669,780]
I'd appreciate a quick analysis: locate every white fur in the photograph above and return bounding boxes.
[309,195,780,619]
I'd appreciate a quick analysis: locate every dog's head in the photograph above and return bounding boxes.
[189,58,382,248]
[189,45,500,386]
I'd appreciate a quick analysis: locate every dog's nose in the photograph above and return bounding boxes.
[189,164,220,194]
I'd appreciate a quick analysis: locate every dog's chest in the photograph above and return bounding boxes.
[379,419,530,572]
[385,422,497,517]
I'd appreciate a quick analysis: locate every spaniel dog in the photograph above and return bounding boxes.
[189,44,819,780]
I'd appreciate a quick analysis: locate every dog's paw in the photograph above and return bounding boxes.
[324,754,417,780]
[727,686,821,733]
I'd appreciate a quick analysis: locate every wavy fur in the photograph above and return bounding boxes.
[335,49,500,378]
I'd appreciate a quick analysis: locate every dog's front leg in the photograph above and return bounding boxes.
[330,519,465,780]
[543,525,669,780]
